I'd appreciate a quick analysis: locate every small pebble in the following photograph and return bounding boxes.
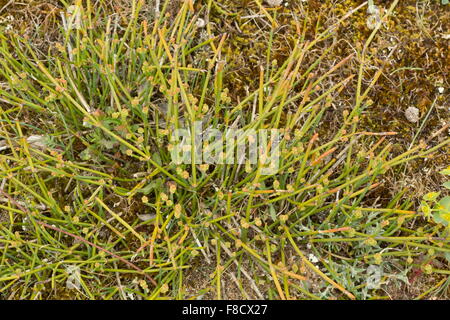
[367,4,380,15]
[196,18,206,28]
[265,0,283,7]
[405,107,420,123]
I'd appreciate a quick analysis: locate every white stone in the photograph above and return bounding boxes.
[66,265,81,290]
[27,135,47,149]
[308,253,319,264]
[265,0,283,7]
[137,213,156,222]
[405,107,420,123]
[196,18,206,28]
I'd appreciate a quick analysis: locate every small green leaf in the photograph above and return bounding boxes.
[423,192,440,201]
[441,167,450,175]
[439,196,450,212]
[152,152,162,166]
[79,148,91,161]
[440,212,450,225]
[445,252,450,263]
[420,202,432,218]
[138,178,163,195]
[433,212,449,226]
[269,205,277,221]
[443,181,450,190]
[442,0,449,5]
[99,139,117,149]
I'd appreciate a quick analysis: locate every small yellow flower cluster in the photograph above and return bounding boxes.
[158,192,173,207]
[174,204,182,218]
[364,238,377,247]
[240,218,250,229]
[374,253,382,265]
[220,88,232,104]
[176,167,190,179]
[168,183,177,194]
